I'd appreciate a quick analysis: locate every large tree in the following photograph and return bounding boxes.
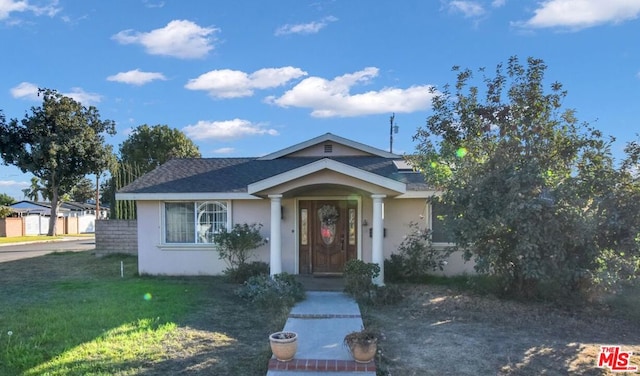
[0,89,115,235]
[411,56,638,297]
[119,124,201,174]
[71,177,96,203]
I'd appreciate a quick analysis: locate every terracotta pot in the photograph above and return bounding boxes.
[349,341,377,363]
[269,331,298,361]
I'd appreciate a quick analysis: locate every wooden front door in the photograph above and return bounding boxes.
[299,200,357,274]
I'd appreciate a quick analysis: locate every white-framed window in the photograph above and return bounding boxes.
[164,201,228,244]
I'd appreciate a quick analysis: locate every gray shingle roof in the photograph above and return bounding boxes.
[118,156,431,194]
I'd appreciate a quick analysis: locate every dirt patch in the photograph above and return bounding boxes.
[366,285,640,376]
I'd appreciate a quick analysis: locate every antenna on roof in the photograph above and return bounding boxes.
[389,113,399,153]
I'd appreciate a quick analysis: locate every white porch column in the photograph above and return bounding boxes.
[269,194,283,276]
[371,194,386,286]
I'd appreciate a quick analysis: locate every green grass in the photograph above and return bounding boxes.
[0,252,283,375]
[0,234,93,244]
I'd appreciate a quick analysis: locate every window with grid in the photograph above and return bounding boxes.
[164,201,228,244]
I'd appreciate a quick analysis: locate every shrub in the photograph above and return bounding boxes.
[235,273,305,314]
[224,261,269,284]
[214,223,267,278]
[385,222,453,282]
[343,259,380,302]
[371,284,404,306]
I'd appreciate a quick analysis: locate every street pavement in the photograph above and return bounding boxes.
[0,237,95,263]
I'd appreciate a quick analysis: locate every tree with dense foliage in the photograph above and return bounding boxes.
[71,177,96,203]
[118,124,201,174]
[0,193,15,206]
[410,56,639,298]
[108,124,200,220]
[0,89,115,235]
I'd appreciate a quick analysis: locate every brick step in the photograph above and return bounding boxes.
[268,358,376,373]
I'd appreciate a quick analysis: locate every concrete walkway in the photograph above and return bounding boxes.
[266,291,376,376]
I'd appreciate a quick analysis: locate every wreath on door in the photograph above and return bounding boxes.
[318,204,339,226]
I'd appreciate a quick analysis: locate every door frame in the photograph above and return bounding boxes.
[294,195,362,275]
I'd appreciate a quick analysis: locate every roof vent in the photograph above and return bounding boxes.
[324,144,333,153]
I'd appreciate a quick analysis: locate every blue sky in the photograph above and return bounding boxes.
[1,0,639,201]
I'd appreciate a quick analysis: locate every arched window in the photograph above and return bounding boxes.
[164,201,229,244]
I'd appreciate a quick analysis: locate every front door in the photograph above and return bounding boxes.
[299,200,357,274]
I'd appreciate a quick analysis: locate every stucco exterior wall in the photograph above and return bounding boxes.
[134,195,475,276]
[0,217,23,237]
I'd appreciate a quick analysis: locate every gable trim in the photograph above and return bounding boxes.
[247,158,406,194]
[258,133,399,160]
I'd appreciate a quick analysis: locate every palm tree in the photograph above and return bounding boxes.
[22,177,42,202]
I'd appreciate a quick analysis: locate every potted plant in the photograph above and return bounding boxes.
[343,328,378,363]
[269,331,298,361]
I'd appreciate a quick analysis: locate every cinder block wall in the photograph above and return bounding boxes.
[95,220,138,256]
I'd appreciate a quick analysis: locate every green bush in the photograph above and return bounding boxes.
[384,254,406,283]
[224,261,269,284]
[235,273,305,313]
[385,222,453,282]
[343,259,380,302]
[214,223,266,269]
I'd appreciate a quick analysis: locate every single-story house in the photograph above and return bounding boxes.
[116,133,473,284]
[8,200,106,234]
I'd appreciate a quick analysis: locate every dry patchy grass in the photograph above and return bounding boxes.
[365,284,640,376]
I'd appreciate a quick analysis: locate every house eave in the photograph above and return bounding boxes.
[395,190,440,198]
[116,192,261,201]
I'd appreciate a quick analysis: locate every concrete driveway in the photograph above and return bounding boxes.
[0,237,95,263]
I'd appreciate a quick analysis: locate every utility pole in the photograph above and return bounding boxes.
[389,113,399,153]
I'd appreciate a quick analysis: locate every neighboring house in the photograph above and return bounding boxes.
[116,133,473,284]
[8,200,106,234]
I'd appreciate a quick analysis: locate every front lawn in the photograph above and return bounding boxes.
[0,252,283,375]
[364,282,640,375]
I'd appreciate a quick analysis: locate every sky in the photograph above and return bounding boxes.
[1,0,639,201]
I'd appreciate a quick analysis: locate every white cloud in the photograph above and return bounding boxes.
[0,0,28,19]
[491,0,506,7]
[213,147,235,154]
[107,69,167,86]
[275,15,338,36]
[183,119,278,141]
[142,0,164,8]
[63,87,102,105]
[10,81,39,100]
[449,1,486,18]
[10,87,104,105]
[185,67,307,98]
[0,0,60,20]
[112,20,218,59]
[30,0,60,17]
[266,67,436,118]
[10,82,101,105]
[519,0,640,30]
[0,180,29,187]
[10,82,102,106]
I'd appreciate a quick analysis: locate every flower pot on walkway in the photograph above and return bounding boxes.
[269,331,298,361]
